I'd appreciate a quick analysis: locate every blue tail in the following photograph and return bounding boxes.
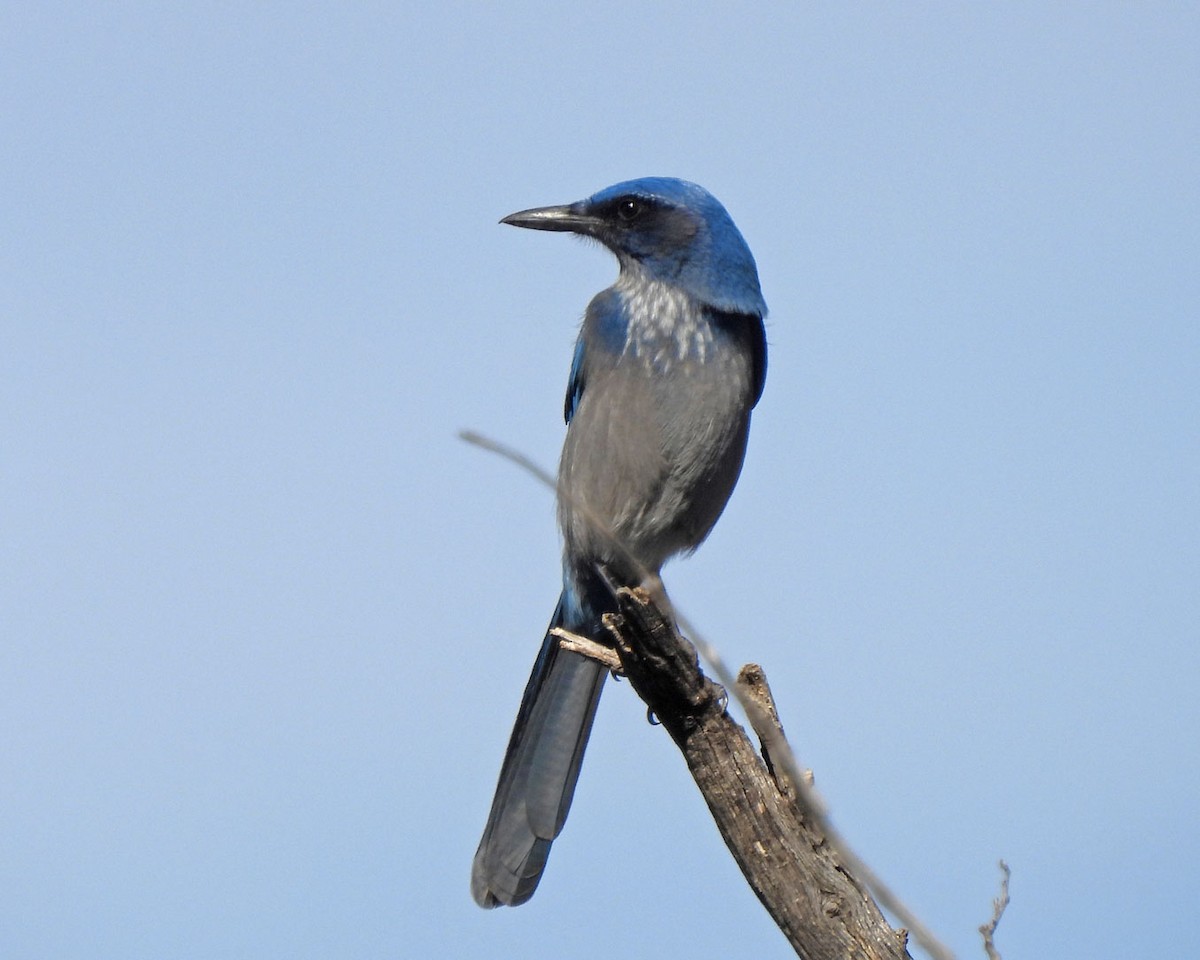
[471,590,608,907]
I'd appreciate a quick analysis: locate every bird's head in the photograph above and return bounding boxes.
[502,177,766,318]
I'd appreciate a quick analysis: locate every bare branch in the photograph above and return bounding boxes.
[663,600,956,960]
[605,587,913,960]
[736,664,812,802]
[549,626,623,672]
[979,861,1011,960]
[461,429,969,960]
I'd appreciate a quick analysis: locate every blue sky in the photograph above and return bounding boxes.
[2,4,1197,958]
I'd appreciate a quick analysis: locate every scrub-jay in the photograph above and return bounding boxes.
[472,177,767,907]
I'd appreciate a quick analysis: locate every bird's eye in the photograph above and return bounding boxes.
[616,198,642,222]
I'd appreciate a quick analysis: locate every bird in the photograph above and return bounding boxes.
[471,177,767,908]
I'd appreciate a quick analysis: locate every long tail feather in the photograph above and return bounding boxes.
[471,594,607,907]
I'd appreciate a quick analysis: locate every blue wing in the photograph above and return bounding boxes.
[748,313,767,406]
[564,334,586,424]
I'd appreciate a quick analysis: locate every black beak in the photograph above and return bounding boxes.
[500,202,601,236]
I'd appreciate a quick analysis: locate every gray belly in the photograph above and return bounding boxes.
[557,347,753,578]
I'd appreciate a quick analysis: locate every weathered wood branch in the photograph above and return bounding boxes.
[602,586,914,960]
[458,430,995,958]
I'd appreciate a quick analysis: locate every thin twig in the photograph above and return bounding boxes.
[979,860,1010,960]
[737,664,810,800]
[549,626,623,672]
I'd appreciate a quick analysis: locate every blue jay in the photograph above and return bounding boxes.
[472,177,767,907]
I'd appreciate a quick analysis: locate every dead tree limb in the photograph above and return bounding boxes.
[603,586,913,960]
[459,429,969,958]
